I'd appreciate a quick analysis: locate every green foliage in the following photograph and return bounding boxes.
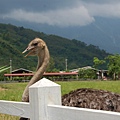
[79,69,97,79]
[106,54,120,79]
[46,57,60,72]
[0,23,109,71]
[93,57,106,69]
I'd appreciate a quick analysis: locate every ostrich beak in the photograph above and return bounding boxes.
[22,49,29,57]
[22,46,34,57]
[22,49,28,54]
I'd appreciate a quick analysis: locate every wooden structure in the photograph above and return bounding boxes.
[0,78,120,120]
[4,72,78,81]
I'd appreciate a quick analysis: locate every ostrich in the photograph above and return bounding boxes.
[20,38,50,120]
[62,88,120,112]
[20,38,120,120]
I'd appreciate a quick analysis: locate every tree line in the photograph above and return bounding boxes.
[0,54,120,81]
[78,54,120,80]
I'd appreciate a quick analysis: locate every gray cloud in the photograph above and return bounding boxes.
[86,2,120,18]
[1,0,120,27]
[0,0,78,13]
[82,0,120,4]
[1,6,94,27]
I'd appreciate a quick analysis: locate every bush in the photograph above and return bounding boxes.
[79,69,97,80]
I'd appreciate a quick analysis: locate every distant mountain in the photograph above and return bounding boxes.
[26,17,120,54]
[0,23,110,71]
[71,17,120,54]
[2,17,120,54]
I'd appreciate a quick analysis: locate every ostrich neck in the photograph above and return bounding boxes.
[36,50,45,70]
[30,47,50,84]
[22,46,50,102]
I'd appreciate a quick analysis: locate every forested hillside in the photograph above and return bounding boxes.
[0,23,110,71]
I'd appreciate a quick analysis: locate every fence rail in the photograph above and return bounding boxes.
[0,100,30,118]
[0,78,120,120]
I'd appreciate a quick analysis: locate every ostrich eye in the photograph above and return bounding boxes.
[33,42,38,46]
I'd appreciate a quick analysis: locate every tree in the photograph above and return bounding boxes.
[79,68,97,79]
[93,57,105,69]
[46,57,59,72]
[106,54,120,80]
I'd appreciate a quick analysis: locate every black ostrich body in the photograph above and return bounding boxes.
[62,88,120,112]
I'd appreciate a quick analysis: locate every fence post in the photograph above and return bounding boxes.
[29,78,61,120]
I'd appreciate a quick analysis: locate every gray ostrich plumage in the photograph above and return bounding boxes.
[62,88,120,112]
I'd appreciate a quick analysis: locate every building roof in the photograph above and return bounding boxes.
[4,72,78,77]
[12,68,33,74]
[70,66,97,72]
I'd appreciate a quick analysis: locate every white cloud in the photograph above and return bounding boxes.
[1,6,94,27]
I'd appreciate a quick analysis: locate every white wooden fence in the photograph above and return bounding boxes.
[0,78,120,120]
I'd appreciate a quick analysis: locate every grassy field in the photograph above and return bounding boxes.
[0,80,120,119]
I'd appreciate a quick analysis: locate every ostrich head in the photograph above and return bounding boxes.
[22,38,46,57]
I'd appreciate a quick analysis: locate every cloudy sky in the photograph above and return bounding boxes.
[1,0,120,27]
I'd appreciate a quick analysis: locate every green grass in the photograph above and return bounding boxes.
[57,80,120,95]
[0,80,120,119]
[0,83,27,101]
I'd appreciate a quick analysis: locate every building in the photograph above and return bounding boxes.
[4,68,78,81]
[11,68,33,74]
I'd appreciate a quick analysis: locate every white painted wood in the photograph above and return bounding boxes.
[47,105,120,120]
[29,78,61,120]
[0,100,30,118]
